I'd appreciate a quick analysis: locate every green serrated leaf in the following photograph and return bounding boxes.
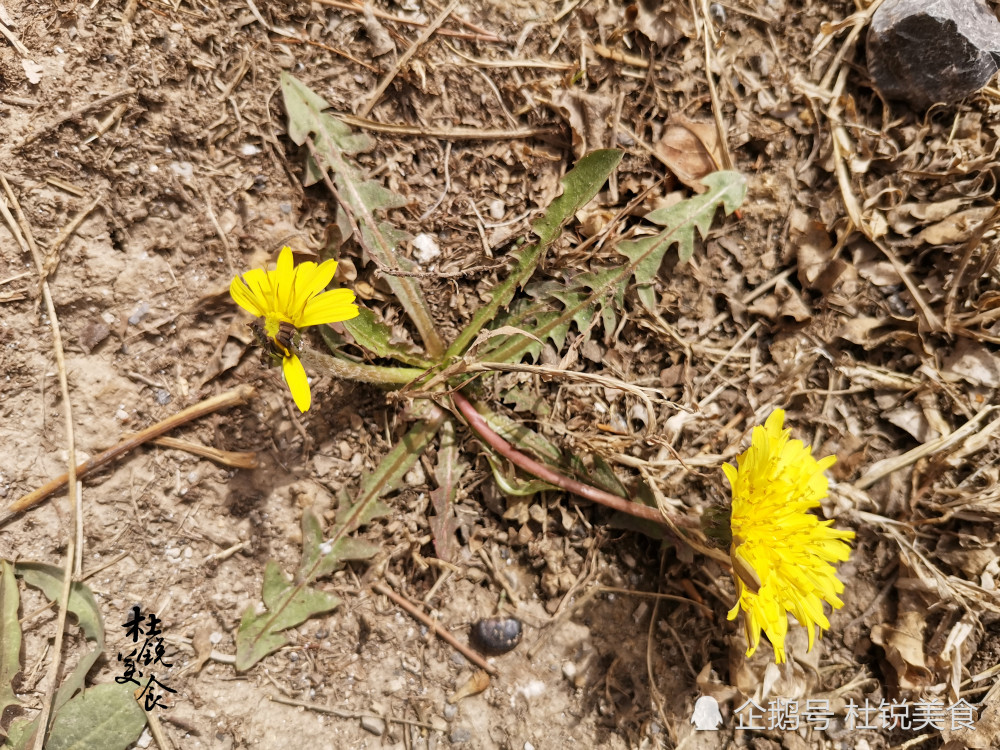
[0,561,23,724]
[501,384,551,416]
[14,564,103,713]
[446,149,623,359]
[43,682,146,750]
[280,72,444,358]
[341,308,435,368]
[476,403,563,464]
[617,170,747,308]
[235,560,341,671]
[235,415,444,671]
[260,560,294,611]
[586,456,630,499]
[4,715,33,749]
[303,533,382,581]
[482,171,746,364]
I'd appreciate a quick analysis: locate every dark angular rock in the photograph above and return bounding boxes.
[866,0,1000,109]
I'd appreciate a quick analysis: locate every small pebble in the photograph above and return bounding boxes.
[360,716,385,736]
[470,617,522,655]
[128,301,149,325]
[412,233,441,265]
[449,728,471,744]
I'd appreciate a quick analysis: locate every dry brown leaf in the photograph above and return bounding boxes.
[884,403,936,442]
[190,627,214,675]
[775,280,812,323]
[550,89,612,160]
[934,536,998,580]
[912,207,993,246]
[942,339,1000,388]
[871,608,933,691]
[887,198,968,236]
[653,117,721,192]
[362,4,396,57]
[747,294,778,320]
[575,205,615,237]
[941,698,1000,748]
[449,669,491,703]
[837,316,887,347]
[625,0,694,47]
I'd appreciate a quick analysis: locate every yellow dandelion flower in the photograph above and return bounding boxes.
[722,409,854,663]
[230,246,359,412]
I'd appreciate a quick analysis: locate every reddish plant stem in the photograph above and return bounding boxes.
[451,390,670,526]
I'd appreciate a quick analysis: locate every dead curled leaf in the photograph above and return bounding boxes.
[910,207,993,246]
[625,0,694,47]
[870,609,933,691]
[653,117,721,192]
[941,339,1000,388]
[362,5,395,57]
[449,669,490,703]
[550,89,612,159]
[789,208,847,293]
[746,281,811,323]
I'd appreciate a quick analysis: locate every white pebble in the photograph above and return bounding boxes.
[517,680,546,700]
[412,233,441,264]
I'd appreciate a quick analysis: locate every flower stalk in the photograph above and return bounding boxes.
[299,349,425,386]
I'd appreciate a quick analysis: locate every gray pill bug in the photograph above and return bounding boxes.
[470,617,523,655]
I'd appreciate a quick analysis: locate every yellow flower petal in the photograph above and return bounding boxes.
[230,274,266,317]
[282,353,311,412]
[299,288,359,326]
[724,409,854,664]
[273,246,296,315]
[296,259,339,305]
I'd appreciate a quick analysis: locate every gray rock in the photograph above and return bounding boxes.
[360,715,385,736]
[867,0,1000,108]
[449,728,471,744]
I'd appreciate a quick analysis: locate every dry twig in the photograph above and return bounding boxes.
[358,0,461,118]
[0,385,256,526]
[1,172,80,750]
[372,581,498,675]
[17,88,139,149]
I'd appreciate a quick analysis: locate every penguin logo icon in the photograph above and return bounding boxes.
[691,695,723,731]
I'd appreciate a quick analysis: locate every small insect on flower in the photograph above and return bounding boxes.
[722,409,854,664]
[249,318,301,368]
[230,246,359,412]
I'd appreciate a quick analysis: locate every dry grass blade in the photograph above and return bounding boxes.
[333,112,558,140]
[357,0,461,118]
[16,88,138,149]
[855,406,1000,489]
[0,385,256,526]
[0,173,82,749]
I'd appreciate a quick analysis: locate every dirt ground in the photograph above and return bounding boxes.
[2,0,1000,748]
